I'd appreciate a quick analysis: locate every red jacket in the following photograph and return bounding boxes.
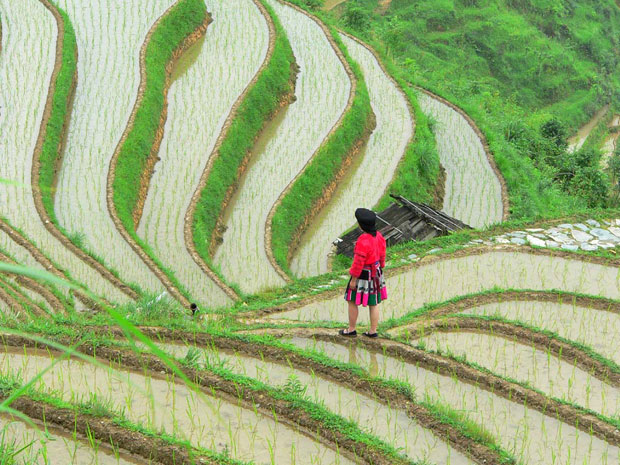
[349,232,386,278]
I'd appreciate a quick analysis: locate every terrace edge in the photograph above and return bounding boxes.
[186,0,297,302]
[265,0,374,282]
[107,0,212,308]
[32,0,140,301]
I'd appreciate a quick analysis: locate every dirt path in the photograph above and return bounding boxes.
[568,105,610,153]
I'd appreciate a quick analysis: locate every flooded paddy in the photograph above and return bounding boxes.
[0,348,355,465]
[272,251,620,322]
[53,0,174,294]
[159,342,473,465]
[137,0,270,307]
[214,0,351,294]
[290,34,413,278]
[461,300,620,366]
[289,337,620,465]
[417,92,503,228]
[0,0,129,303]
[0,415,147,465]
[417,331,620,417]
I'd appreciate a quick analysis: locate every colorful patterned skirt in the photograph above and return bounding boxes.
[344,263,387,307]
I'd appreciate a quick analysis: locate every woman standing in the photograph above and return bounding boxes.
[339,208,387,338]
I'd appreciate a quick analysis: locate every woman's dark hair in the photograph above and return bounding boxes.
[355,208,377,236]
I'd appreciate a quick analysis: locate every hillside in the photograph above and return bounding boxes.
[332,0,620,217]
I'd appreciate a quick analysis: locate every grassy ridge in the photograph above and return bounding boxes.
[270,21,373,276]
[113,0,206,227]
[111,0,208,301]
[192,0,295,289]
[340,0,620,217]
[37,4,77,225]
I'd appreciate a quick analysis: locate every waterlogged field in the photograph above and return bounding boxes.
[53,0,173,294]
[0,415,141,465]
[290,34,413,278]
[274,250,620,322]
[461,300,620,365]
[137,0,270,307]
[159,342,473,465]
[417,92,503,228]
[4,0,620,462]
[417,331,620,418]
[214,0,351,294]
[0,348,354,465]
[0,0,128,303]
[289,337,620,465]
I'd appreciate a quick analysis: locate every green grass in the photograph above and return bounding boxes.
[32,3,143,296]
[111,0,209,302]
[191,0,296,295]
[270,20,374,276]
[335,0,620,217]
[37,4,76,228]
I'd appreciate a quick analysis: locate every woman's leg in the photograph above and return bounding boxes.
[347,300,359,332]
[369,305,379,334]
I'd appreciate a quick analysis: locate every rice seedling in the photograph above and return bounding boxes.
[156,342,474,464]
[417,91,503,228]
[137,0,271,308]
[0,0,128,303]
[289,337,620,465]
[290,33,413,278]
[0,348,356,464]
[463,300,620,366]
[416,331,620,419]
[272,250,620,322]
[0,415,139,464]
[213,0,351,294]
[52,0,177,294]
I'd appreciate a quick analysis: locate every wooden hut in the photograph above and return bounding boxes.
[333,195,470,258]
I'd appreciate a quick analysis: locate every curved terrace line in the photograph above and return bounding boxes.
[398,316,620,387]
[263,0,358,284]
[417,87,509,226]
[104,326,513,465]
[0,395,234,465]
[0,251,64,314]
[0,340,374,465]
[33,0,139,303]
[0,0,128,305]
[253,244,620,321]
[183,0,282,304]
[139,0,275,306]
[454,295,620,366]
[0,276,45,320]
[107,1,210,308]
[0,410,144,465]
[266,329,620,453]
[54,0,174,296]
[290,32,414,278]
[213,0,353,294]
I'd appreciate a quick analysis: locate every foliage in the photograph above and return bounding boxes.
[337,0,620,218]
[191,0,296,293]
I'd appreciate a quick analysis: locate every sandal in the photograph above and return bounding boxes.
[338,329,357,337]
[363,331,378,338]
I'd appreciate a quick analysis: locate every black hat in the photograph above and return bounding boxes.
[355,208,376,235]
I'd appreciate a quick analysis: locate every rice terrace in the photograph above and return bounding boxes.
[1,0,620,463]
